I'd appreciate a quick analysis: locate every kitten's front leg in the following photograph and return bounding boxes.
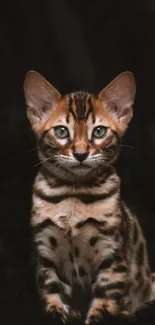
[33,220,80,322]
[85,253,128,324]
[37,260,73,323]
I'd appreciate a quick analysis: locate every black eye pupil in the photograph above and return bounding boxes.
[55,126,68,138]
[93,126,106,138]
[60,128,64,134]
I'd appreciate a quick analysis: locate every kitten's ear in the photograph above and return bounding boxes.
[99,71,136,133]
[24,71,61,127]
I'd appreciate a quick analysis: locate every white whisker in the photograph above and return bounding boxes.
[33,155,53,167]
[23,146,39,155]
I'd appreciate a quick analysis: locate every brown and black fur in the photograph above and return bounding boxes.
[24,71,155,324]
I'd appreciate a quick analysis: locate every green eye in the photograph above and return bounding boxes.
[54,126,69,139]
[93,126,107,138]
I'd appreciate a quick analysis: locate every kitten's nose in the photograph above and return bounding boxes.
[73,152,89,162]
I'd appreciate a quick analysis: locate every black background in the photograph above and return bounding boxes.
[0,1,155,324]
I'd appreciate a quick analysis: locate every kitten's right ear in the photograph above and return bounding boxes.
[24,71,61,128]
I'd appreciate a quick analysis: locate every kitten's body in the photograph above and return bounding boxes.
[24,71,155,323]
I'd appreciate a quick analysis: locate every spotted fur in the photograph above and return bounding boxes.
[24,71,155,323]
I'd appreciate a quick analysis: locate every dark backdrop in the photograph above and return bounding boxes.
[0,1,155,324]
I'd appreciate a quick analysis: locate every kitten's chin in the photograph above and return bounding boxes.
[70,166,92,176]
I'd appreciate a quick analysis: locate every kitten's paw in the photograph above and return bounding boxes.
[85,308,104,324]
[46,294,81,323]
[85,298,120,324]
[47,302,70,323]
[46,294,71,323]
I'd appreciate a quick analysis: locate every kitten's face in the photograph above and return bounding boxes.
[24,71,136,179]
[38,94,121,175]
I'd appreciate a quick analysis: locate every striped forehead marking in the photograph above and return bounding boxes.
[66,92,96,123]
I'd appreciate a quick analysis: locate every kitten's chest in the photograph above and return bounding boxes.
[36,196,117,235]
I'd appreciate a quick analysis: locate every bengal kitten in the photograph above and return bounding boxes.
[24,71,155,324]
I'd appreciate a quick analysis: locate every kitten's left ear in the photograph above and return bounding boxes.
[99,71,136,134]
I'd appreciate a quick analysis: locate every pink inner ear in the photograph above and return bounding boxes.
[24,71,61,125]
[98,71,136,119]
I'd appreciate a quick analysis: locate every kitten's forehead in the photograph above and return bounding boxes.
[66,92,96,123]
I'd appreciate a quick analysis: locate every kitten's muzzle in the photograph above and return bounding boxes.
[73,152,89,162]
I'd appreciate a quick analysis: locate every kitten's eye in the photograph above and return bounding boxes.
[54,126,69,139]
[92,126,107,138]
